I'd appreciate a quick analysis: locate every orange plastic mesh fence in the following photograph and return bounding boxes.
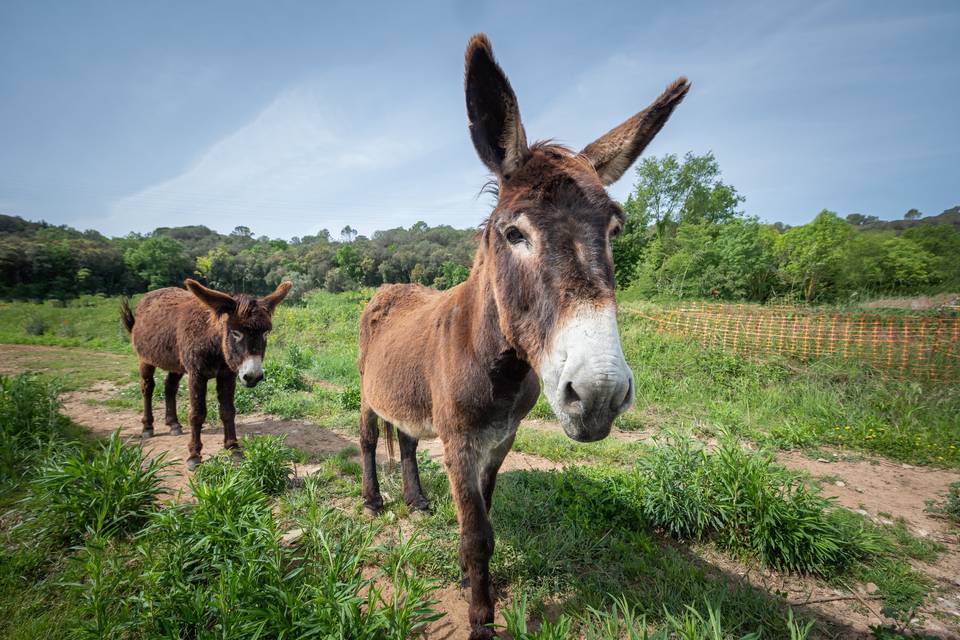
[629,303,960,381]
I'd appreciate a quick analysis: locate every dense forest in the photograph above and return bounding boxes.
[1,153,957,303]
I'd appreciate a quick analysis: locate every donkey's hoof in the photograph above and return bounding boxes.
[168,424,184,436]
[363,504,383,519]
[141,428,154,440]
[185,457,201,471]
[468,626,496,640]
[408,506,431,521]
[228,447,244,461]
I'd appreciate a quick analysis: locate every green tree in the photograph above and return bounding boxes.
[777,210,853,301]
[433,261,470,290]
[123,236,191,290]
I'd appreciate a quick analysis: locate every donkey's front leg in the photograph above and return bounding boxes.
[359,404,383,517]
[480,429,516,513]
[217,372,239,454]
[186,373,208,471]
[444,434,496,640]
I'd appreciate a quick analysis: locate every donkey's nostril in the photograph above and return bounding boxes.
[560,381,584,414]
[613,378,633,414]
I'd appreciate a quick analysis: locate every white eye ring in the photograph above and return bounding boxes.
[230,330,244,341]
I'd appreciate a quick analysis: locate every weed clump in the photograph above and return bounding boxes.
[195,434,298,496]
[133,468,441,638]
[21,431,169,544]
[635,435,881,575]
[0,374,67,480]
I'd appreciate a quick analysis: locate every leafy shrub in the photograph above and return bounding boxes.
[338,383,361,410]
[238,434,298,495]
[24,316,48,336]
[22,431,169,544]
[264,359,308,391]
[0,374,68,480]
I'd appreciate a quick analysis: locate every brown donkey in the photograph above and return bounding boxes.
[121,279,292,469]
[358,34,689,639]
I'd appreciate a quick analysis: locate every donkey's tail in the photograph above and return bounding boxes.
[119,297,135,334]
[382,420,396,468]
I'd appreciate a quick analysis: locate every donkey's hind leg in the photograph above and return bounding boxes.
[397,428,430,515]
[359,403,383,517]
[164,372,184,435]
[139,362,156,438]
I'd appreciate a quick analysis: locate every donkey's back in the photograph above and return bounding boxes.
[130,287,208,372]
[358,282,444,375]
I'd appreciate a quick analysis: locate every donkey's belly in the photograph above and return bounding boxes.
[374,407,438,440]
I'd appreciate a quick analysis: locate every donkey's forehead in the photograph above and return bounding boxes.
[229,297,273,331]
[497,147,622,224]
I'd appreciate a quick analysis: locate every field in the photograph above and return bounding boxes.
[1,292,959,639]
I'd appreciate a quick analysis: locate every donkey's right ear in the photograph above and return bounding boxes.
[464,33,529,180]
[185,279,236,316]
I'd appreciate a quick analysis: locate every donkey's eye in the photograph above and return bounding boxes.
[610,225,623,238]
[230,330,244,342]
[504,226,526,245]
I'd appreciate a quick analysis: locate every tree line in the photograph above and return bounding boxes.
[1,152,957,303]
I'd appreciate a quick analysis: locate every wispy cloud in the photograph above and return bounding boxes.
[107,68,491,238]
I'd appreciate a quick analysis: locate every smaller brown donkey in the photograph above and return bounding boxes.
[121,279,292,469]
[358,34,688,639]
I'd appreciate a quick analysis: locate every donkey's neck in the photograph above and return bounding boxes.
[455,241,530,384]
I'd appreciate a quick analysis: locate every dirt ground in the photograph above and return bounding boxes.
[4,343,959,638]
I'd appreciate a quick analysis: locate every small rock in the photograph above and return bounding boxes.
[816,458,830,463]
[879,518,894,526]
[916,528,929,538]
[855,509,869,516]
[834,480,846,487]
[281,528,304,546]
[865,582,879,595]
[902,463,914,469]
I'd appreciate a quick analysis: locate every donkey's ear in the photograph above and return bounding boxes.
[581,77,690,186]
[185,279,236,316]
[261,281,292,313]
[464,33,529,180]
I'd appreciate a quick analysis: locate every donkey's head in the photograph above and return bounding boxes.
[465,34,688,442]
[184,279,293,387]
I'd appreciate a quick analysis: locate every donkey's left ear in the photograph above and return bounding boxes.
[464,33,529,180]
[581,77,690,186]
[261,281,293,313]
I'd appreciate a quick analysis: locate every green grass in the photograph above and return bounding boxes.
[2,295,958,637]
[617,305,960,467]
[0,295,132,352]
[4,292,957,467]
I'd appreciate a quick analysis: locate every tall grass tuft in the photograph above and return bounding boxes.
[635,435,882,576]
[135,466,441,638]
[21,430,169,544]
[194,434,297,495]
[0,374,68,481]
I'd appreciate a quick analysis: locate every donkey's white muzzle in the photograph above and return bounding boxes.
[238,356,264,388]
[540,304,634,442]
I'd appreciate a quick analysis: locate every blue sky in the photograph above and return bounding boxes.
[1,0,957,239]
